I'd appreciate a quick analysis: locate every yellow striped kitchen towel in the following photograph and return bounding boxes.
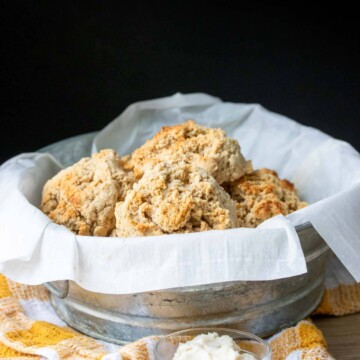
[1,256,358,359]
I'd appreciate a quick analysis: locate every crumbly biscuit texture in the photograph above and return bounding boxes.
[41,149,135,236]
[124,120,247,184]
[227,168,307,227]
[112,162,238,237]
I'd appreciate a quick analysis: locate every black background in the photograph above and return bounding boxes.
[1,1,359,164]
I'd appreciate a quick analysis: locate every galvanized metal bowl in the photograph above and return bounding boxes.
[40,133,332,344]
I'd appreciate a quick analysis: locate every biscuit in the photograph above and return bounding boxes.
[112,162,238,237]
[41,149,134,236]
[123,120,247,184]
[226,168,307,227]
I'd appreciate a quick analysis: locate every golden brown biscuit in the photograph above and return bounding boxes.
[112,162,238,237]
[123,120,247,184]
[226,168,307,227]
[41,149,135,236]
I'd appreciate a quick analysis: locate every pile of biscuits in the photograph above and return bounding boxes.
[41,121,307,237]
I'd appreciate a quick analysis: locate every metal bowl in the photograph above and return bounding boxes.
[40,133,332,344]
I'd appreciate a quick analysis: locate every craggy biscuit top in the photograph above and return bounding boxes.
[112,162,238,238]
[41,149,135,236]
[41,122,308,237]
[226,168,307,227]
[123,120,247,184]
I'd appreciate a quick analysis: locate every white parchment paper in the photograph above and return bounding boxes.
[0,93,359,294]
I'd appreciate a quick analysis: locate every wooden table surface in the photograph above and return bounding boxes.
[314,313,360,359]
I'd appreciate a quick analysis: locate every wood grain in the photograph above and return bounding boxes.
[313,313,360,359]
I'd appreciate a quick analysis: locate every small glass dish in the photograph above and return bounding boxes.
[154,328,271,360]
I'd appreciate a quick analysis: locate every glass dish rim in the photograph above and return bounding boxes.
[154,327,272,359]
